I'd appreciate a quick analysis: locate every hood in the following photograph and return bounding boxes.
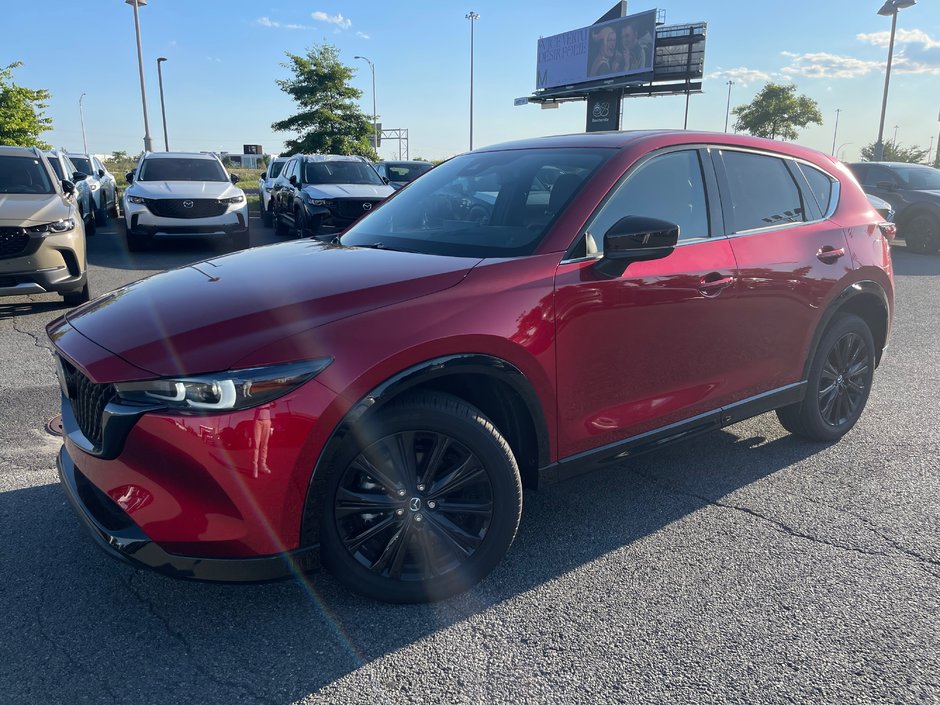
[303,183,395,199]
[65,240,478,378]
[0,193,71,226]
[128,180,243,200]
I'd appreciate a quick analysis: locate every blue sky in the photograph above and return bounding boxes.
[5,1,939,162]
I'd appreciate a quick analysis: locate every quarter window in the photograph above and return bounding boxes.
[720,150,806,233]
[799,164,835,216]
[585,149,710,254]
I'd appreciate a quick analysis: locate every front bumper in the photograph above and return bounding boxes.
[125,203,249,237]
[58,444,320,582]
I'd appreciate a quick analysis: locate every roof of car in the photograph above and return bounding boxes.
[0,145,44,158]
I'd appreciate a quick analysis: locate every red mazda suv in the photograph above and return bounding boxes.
[49,131,894,603]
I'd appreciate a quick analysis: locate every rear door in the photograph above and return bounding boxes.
[713,148,852,393]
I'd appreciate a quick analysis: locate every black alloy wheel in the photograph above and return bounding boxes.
[320,392,522,603]
[776,313,875,441]
[904,213,940,255]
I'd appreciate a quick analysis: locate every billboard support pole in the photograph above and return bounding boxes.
[682,26,694,129]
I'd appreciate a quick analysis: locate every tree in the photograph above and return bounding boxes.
[0,62,53,149]
[859,140,929,164]
[732,83,822,141]
[272,44,376,159]
[110,150,130,162]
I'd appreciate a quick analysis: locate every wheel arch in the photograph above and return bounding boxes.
[803,280,891,379]
[300,354,551,547]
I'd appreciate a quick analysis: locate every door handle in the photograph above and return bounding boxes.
[699,273,735,297]
[816,246,846,263]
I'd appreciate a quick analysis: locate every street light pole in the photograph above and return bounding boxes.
[724,80,734,133]
[874,0,916,161]
[837,142,853,161]
[893,124,899,144]
[831,108,841,155]
[126,0,153,153]
[354,56,378,153]
[79,93,88,154]
[466,11,480,150]
[156,57,169,151]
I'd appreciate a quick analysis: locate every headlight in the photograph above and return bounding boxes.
[310,199,336,207]
[220,195,245,204]
[27,219,75,234]
[127,196,147,204]
[113,358,332,412]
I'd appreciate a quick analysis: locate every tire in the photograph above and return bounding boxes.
[903,212,940,255]
[62,283,90,307]
[126,230,152,252]
[94,193,108,226]
[85,207,97,236]
[109,189,120,218]
[776,313,875,442]
[320,391,523,603]
[274,209,290,237]
[262,201,273,228]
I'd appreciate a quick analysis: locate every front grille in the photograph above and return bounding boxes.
[146,199,228,219]
[335,199,381,221]
[0,228,30,258]
[60,357,117,451]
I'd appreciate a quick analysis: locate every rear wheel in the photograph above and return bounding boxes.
[62,283,90,307]
[262,199,273,228]
[776,313,875,441]
[903,212,940,255]
[320,392,522,603]
[94,193,108,226]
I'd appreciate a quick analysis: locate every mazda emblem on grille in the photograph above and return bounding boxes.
[183,200,194,208]
[362,202,372,211]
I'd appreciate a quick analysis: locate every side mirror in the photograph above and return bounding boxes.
[289,175,298,187]
[230,174,240,184]
[875,180,896,191]
[594,216,679,278]
[97,168,106,178]
[73,171,88,182]
[61,180,76,196]
[260,171,267,179]
[381,176,390,185]
[125,171,135,183]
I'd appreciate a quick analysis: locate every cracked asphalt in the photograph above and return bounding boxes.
[0,218,937,704]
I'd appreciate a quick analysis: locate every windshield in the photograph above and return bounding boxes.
[138,157,228,182]
[0,156,55,194]
[341,148,611,258]
[385,162,433,182]
[268,161,286,179]
[895,166,940,191]
[302,160,384,186]
[69,156,93,174]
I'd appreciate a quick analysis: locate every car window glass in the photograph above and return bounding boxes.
[866,165,897,186]
[892,166,940,190]
[586,150,710,252]
[0,156,55,194]
[269,161,285,179]
[138,157,228,182]
[45,157,64,180]
[342,147,610,258]
[303,160,384,186]
[799,164,834,216]
[69,156,93,174]
[720,150,806,232]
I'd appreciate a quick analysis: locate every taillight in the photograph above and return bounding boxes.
[879,222,897,241]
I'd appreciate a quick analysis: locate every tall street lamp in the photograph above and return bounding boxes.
[831,108,841,155]
[79,93,88,154]
[126,0,153,153]
[874,0,916,161]
[723,80,734,133]
[837,142,853,161]
[465,11,480,150]
[354,56,378,153]
[156,57,169,151]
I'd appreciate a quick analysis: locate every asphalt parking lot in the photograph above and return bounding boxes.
[0,216,937,704]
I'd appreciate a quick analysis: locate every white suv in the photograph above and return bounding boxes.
[258,156,288,228]
[122,152,249,252]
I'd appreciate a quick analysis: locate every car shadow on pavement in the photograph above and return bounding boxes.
[0,300,71,320]
[0,427,831,704]
[891,246,940,276]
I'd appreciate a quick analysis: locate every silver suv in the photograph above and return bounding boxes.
[123,151,249,251]
[67,152,119,224]
[43,150,96,236]
[0,146,89,305]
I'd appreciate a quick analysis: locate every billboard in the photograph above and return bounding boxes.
[536,9,657,90]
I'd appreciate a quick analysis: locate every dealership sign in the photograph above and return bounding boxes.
[536,9,657,90]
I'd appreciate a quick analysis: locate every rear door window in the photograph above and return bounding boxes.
[798,164,835,217]
[719,150,806,233]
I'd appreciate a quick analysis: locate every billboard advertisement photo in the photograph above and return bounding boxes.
[536,9,657,90]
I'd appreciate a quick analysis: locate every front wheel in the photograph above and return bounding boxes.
[903,213,940,255]
[776,313,875,442]
[320,392,522,603]
[62,283,90,307]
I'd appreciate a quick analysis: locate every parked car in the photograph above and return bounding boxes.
[374,160,434,190]
[43,150,95,236]
[0,146,88,305]
[67,152,119,223]
[258,156,288,228]
[122,151,249,252]
[847,162,940,254]
[49,131,893,603]
[272,154,395,238]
